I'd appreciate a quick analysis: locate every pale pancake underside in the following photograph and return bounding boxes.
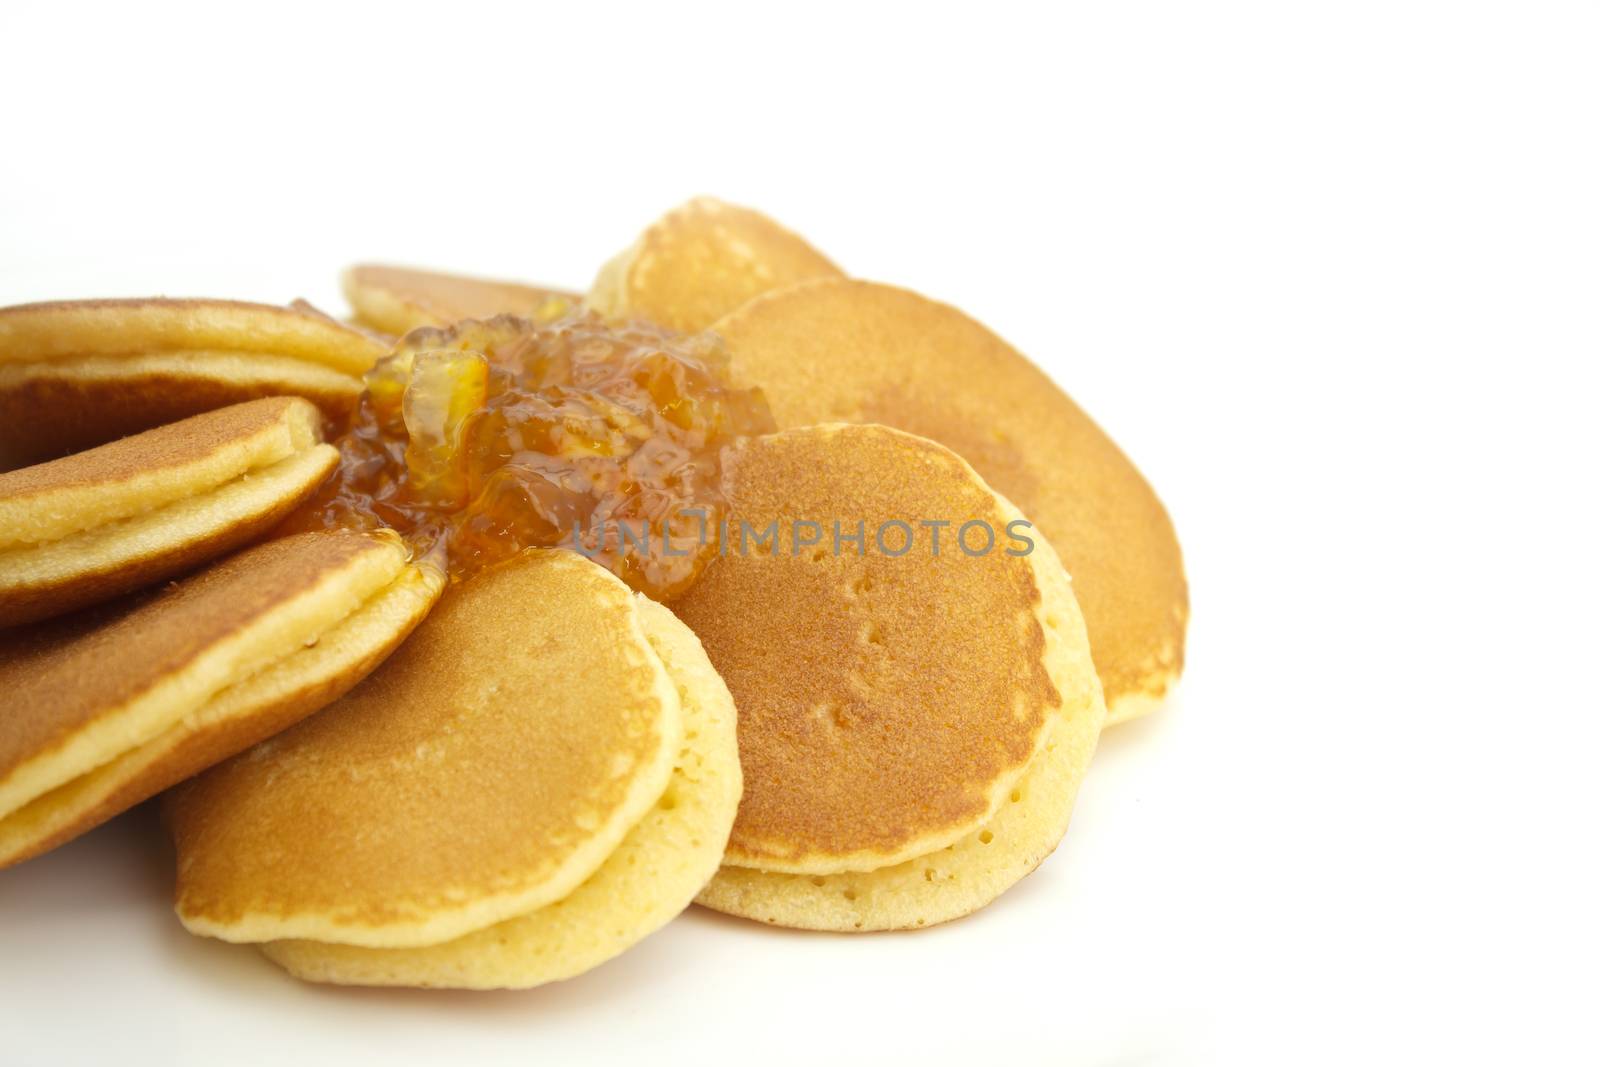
[260,596,742,989]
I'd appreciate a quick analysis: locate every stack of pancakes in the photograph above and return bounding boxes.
[0,303,446,873]
[675,424,1106,930]
[165,551,741,989]
[0,398,338,626]
[0,198,1186,989]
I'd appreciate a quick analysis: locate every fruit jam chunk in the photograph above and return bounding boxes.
[288,312,774,599]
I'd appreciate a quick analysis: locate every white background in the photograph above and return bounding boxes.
[2,2,1596,1064]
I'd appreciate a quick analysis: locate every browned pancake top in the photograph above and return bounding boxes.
[165,550,678,933]
[673,424,1061,869]
[0,531,392,781]
[713,278,1188,709]
[0,397,316,502]
[0,298,383,373]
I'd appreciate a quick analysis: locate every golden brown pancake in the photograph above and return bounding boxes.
[0,398,338,627]
[711,279,1188,725]
[166,550,684,951]
[254,595,743,989]
[0,530,434,869]
[588,197,843,333]
[673,424,1099,888]
[0,298,384,465]
[342,264,577,336]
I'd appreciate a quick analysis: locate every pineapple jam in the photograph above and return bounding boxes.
[284,312,775,600]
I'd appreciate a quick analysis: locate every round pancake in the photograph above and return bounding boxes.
[711,279,1188,725]
[587,197,843,333]
[0,530,414,866]
[0,398,339,627]
[258,595,742,988]
[343,264,577,336]
[0,298,384,465]
[672,423,1079,875]
[0,561,442,870]
[166,550,684,950]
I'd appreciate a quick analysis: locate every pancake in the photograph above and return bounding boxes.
[0,298,384,466]
[673,424,1101,888]
[680,424,1104,929]
[587,197,843,333]
[0,530,432,870]
[257,595,742,988]
[166,550,684,951]
[0,398,339,627]
[343,265,577,336]
[711,279,1187,725]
